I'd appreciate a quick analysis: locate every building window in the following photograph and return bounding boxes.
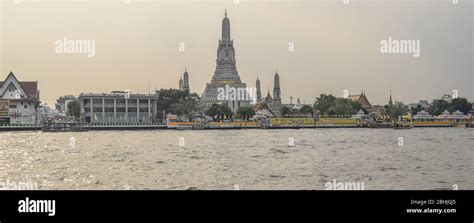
[9,105,17,109]
[24,105,28,109]
[8,84,16,92]
[83,99,91,106]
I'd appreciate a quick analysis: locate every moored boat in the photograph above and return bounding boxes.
[43,122,90,132]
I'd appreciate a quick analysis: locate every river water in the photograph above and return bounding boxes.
[0,128,472,190]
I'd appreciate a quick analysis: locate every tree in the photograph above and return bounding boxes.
[430,95,471,116]
[299,105,314,116]
[350,100,363,113]
[291,108,300,116]
[386,101,406,119]
[156,89,202,121]
[314,94,361,116]
[314,94,336,115]
[448,98,471,114]
[66,99,81,118]
[332,98,360,115]
[411,104,423,115]
[168,93,202,120]
[237,106,255,120]
[205,104,233,121]
[55,95,76,112]
[430,98,450,116]
[281,106,292,117]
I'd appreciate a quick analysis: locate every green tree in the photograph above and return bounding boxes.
[280,106,292,117]
[411,104,423,115]
[291,108,300,116]
[156,89,202,121]
[66,99,80,118]
[448,98,471,114]
[386,101,406,119]
[205,104,233,121]
[299,105,314,116]
[430,98,450,116]
[236,106,255,120]
[331,98,362,115]
[168,93,202,120]
[55,95,76,112]
[314,94,336,115]
[429,95,471,116]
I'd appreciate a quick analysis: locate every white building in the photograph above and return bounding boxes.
[0,72,40,125]
[79,91,159,124]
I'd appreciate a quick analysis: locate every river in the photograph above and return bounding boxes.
[0,128,472,190]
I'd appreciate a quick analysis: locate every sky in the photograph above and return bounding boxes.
[0,0,472,107]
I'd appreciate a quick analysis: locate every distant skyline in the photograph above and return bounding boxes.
[1,0,472,107]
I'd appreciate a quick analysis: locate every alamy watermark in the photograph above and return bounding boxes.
[0,180,38,190]
[324,179,365,190]
[380,36,420,58]
[55,37,96,57]
[217,85,257,104]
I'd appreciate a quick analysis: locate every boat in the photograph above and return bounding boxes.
[43,122,90,132]
[42,116,90,132]
[466,116,474,128]
[176,125,195,130]
[393,124,412,129]
[368,123,392,128]
[393,116,413,129]
[367,120,392,128]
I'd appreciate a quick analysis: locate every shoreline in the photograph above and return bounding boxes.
[0,125,463,132]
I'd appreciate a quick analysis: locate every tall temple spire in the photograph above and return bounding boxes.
[221,9,231,42]
[256,76,261,102]
[273,70,281,100]
[183,68,190,92]
[212,9,238,80]
[388,90,393,106]
[266,88,272,99]
[202,10,250,113]
[178,76,184,91]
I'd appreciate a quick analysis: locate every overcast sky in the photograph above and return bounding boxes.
[1,0,472,107]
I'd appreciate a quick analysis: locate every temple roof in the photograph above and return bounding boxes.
[0,71,39,100]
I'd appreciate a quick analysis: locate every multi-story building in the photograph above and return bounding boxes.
[79,91,159,124]
[0,71,40,125]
